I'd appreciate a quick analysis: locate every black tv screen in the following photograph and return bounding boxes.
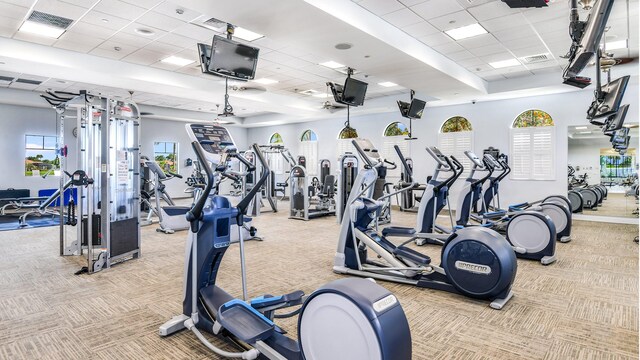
[588,75,630,119]
[342,77,367,107]
[197,43,213,75]
[408,98,426,119]
[604,104,630,134]
[206,35,259,81]
[565,0,614,77]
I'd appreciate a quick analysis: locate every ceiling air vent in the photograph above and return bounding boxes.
[27,10,74,30]
[15,78,42,85]
[520,53,552,64]
[0,76,15,83]
[199,17,227,32]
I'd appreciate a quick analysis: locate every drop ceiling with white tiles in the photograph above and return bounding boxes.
[0,0,636,126]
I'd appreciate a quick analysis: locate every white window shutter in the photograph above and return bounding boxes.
[510,127,555,180]
[337,139,356,160]
[300,141,318,175]
[438,131,474,176]
[382,137,408,180]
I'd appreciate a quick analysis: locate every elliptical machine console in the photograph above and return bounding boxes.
[159,124,412,360]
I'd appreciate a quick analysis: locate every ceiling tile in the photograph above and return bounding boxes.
[157,32,197,48]
[120,0,163,9]
[82,10,132,31]
[432,41,464,54]
[0,0,34,6]
[33,0,88,20]
[446,50,475,61]
[59,0,100,8]
[109,32,153,47]
[401,21,439,37]
[510,45,548,58]
[480,13,526,33]
[419,32,453,47]
[121,22,168,40]
[1,2,29,20]
[66,21,114,40]
[136,11,186,32]
[492,26,537,42]
[428,10,476,31]
[457,57,485,67]
[122,48,165,65]
[500,35,543,51]
[54,39,97,52]
[468,43,508,57]
[172,23,216,42]
[382,8,424,28]
[467,0,516,21]
[93,0,147,21]
[502,69,533,79]
[479,52,517,63]
[457,33,499,49]
[152,1,203,22]
[91,40,137,58]
[398,0,427,6]
[142,41,182,54]
[411,0,463,20]
[357,0,404,16]
[455,0,495,9]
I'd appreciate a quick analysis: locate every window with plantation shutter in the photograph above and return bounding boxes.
[300,140,318,175]
[438,116,474,177]
[382,122,411,180]
[510,110,555,180]
[337,126,359,159]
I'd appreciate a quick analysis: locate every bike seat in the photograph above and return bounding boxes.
[394,245,431,265]
[217,299,275,344]
[382,226,416,237]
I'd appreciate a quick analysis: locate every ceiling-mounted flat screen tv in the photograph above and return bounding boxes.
[587,75,630,119]
[202,35,259,81]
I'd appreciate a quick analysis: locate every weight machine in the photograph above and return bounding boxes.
[41,90,141,274]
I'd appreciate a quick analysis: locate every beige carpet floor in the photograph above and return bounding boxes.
[587,192,639,218]
[0,203,637,360]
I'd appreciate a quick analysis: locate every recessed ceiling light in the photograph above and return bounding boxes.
[56,80,66,84]
[489,58,521,69]
[378,81,398,87]
[252,78,278,85]
[101,18,109,23]
[606,39,627,51]
[233,27,264,42]
[135,28,155,36]
[445,23,487,40]
[161,56,194,66]
[575,126,588,130]
[114,46,122,51]
[335,43,352,50]
[19,21,65,38]
[320,61,345,69]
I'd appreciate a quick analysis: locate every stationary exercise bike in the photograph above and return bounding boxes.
[335,139,517,310]
[160,124,412,360]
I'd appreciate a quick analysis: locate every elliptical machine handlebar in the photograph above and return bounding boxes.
[434,156,458,192]
[445,156,464,188]
[352,140,374,168]
[497,159,511,182]
[472,158,494,187]
[384,159,397,170]
[236,143,270,220]
[187,141,215,232]
[394,145,412,178]
[233,152,256,172]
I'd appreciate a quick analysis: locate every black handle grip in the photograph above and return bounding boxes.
[394,145,412,178]
[167,171,183,179]
[234,152,256,172]
[351,140,373,167]
[186,141,214,232]
[222,172,240,182]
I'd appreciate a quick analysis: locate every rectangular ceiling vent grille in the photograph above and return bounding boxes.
[199,17,227,32]
[520,53,551,64]
[0,76,15,82]
[27,10,74,29]
[15,78,42,85]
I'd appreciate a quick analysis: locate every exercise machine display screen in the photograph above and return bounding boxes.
[188,124,236,156]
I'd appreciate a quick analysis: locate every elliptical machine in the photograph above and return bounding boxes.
[160,124,412,360]
[334,139,517,310]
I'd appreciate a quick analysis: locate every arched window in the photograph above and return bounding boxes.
[438,116,474,177]
[337,126,359,158]
[382,122,410,179]
[383,122,410,137]
[269,132,284,144]
[510,110,555,180]
[299,129,318,175]
[300,129,318,142]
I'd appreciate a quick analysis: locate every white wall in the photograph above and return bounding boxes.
[0,103,248,199]
[247,86,639,209]
[568,138,611,184]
